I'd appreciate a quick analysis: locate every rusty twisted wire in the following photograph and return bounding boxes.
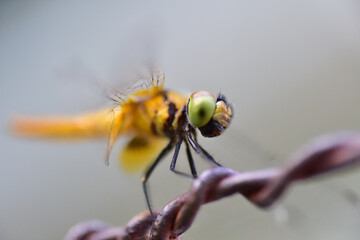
[65,131,360,240]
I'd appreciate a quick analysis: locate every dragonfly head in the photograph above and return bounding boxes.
[187,91,233,137]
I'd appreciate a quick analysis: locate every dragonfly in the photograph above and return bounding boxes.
[11,73,233,219]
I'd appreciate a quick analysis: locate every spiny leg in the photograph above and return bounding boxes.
[185,140,197,178]
[142,139,175,221]
[186,131,222,167]
[195,138,222,167]
[169,137,194,178]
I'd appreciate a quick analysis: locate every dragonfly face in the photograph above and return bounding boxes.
[187,91,233,137]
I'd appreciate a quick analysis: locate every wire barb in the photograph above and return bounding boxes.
[65,131,360,240]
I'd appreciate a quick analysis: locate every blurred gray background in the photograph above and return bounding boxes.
[1,1,360,239]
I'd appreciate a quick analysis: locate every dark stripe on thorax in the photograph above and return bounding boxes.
[160,99,177,137]
[161,90,168,102]
[166,102,177,127]
[151,120,158,135]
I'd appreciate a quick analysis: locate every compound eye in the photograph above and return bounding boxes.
[187,91,216,127]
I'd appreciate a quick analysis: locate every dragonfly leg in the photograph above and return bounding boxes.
[169,137,194,178]
[197,141,222,167]
[142,139,175,221]
[185,140,198,178]
[186,131,222,167]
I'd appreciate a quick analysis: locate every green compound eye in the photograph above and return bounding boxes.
[187,91,216,127]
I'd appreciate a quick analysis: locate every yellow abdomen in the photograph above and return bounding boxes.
[11,90,187,140]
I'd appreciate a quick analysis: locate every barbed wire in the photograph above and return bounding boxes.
[65,131,360,240]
